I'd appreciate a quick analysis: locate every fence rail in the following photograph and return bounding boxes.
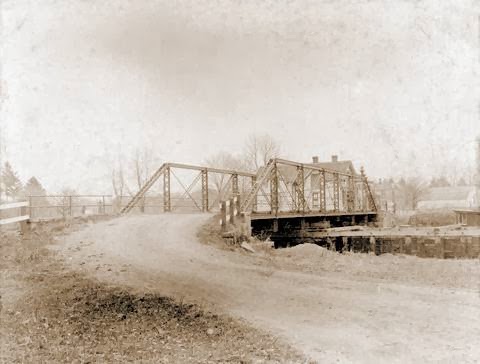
[0,201,30,232]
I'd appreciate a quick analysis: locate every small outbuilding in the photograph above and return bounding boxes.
[453,209,480,226]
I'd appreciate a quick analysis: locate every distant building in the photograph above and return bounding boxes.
[417,186,478,210]
[267,155,366,211]
[307,155,357,175]
[370,178,396,212]
[453,209,480,226]
[307,155,359,210]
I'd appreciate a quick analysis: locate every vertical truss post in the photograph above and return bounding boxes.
[163,165,171,212]
[347,176,355,212]
[295,166,305,213]
[292,183,297,210]
[270,162,279,216]
[251,176,258,212]
[360,167,367,211]
[232,173,239,196]
[320,171,326,212]
[201,169,208,212]
[361,167,377,212]
[333,173,340,212]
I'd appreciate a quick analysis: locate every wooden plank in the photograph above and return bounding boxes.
[326,225,366,233]
[0,201,29,210]
[0,215,30,225]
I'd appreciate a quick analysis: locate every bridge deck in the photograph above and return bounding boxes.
[250,211,378,220]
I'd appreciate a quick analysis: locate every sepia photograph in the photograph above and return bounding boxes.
[1,0,479,363]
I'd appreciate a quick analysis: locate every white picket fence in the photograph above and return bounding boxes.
[0,201,30,232]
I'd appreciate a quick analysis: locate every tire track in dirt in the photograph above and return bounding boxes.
[59,214,480,363]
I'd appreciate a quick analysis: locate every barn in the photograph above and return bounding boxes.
[417,186,478,210]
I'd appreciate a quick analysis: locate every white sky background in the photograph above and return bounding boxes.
[1,0,479,193]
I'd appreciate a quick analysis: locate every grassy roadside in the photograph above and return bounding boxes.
[0,220,304,363]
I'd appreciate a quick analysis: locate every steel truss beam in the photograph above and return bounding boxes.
[319,171,326,212]
[122,158,377,217]
[347,175,355,212]
[251,176,258,212]
[270,163,279,216]
[232,174,239,196]
[201,169,208,212]
[163,166,171,212]
[295,166,306,213]
[167,162,254,177]
[208,174,233,210]
[333,173,340,212]
[171,169,202,211]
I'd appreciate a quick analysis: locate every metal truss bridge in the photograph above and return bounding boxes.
[120,162,255,214]
[121,158,377,223]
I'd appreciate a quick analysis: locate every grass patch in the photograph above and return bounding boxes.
[1,220,304,363]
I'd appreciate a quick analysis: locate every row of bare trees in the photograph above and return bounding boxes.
[206,134,281,172]
[110,134,282,210]
[111,149,157,199]
[110,148,162,211]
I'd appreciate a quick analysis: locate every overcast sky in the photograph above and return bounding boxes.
[1,0,479,193]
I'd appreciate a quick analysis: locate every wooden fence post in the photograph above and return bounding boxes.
[220,201,227,232]
[20,204,30,235]
[29,196,33,219]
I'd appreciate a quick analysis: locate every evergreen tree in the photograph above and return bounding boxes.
[24,176,48,207]
[24,176,46,196]
[1,162,23,201]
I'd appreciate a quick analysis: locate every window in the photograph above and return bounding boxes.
[312,192,319,208]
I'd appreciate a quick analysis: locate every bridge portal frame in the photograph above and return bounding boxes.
[121,162,255,214]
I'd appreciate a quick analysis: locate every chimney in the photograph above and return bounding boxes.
[312,156,319,164]
[331,155,338,163]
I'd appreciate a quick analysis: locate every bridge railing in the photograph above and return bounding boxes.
[241,158,378,217]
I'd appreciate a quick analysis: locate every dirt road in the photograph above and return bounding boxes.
[59,214,480,363]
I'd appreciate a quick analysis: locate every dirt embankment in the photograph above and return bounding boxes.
[0,220,303,363]
[58,214,480,363]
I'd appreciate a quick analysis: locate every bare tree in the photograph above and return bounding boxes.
[205,152,246,202]
[111,162,126,212]
[132,148,154,191]
[57,188,77,218]
[397,177,427,210]
[243,134,281,171]
[110,148,162,213]
[112,166,125,198]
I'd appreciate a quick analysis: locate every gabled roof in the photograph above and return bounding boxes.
[420,186,475,202]
[256,158,358,185]
[306,160,357,176]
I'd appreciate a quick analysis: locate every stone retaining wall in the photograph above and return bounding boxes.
[335,235,480,259]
